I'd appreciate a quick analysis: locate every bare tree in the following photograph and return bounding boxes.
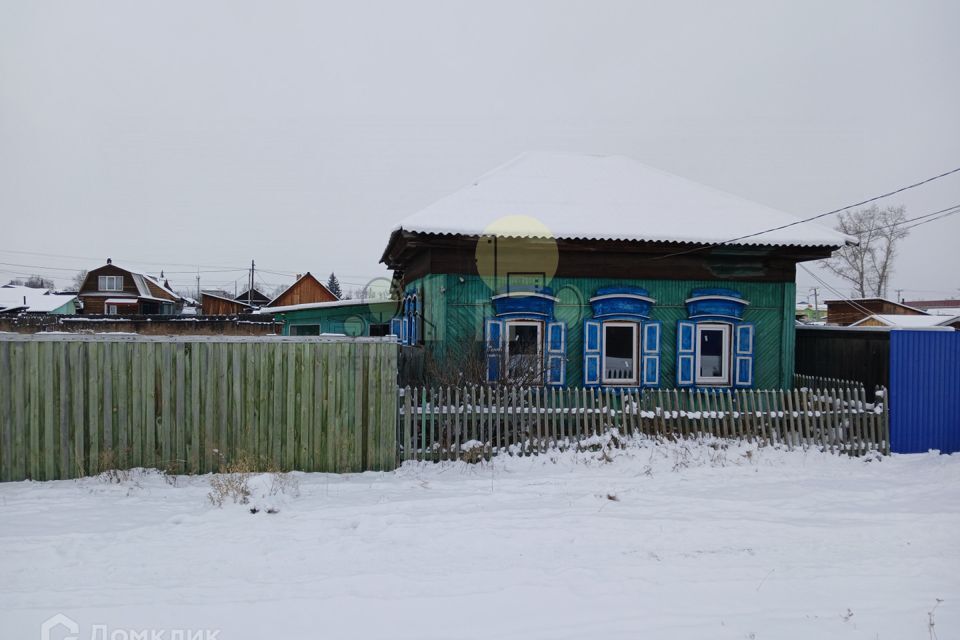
[424,335,552,387]
[71,270,89,291]
[7,274,55,289]
[822,205,909,298]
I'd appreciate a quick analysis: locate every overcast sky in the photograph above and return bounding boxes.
[2,0,958,302]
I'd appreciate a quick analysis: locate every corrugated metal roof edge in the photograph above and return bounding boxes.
[390,226,847,248]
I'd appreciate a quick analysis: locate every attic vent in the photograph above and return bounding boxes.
[106,258,112,265]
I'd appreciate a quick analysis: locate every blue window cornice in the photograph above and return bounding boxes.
[491,287,557,320]
[685,288,749,321]
[589,286,655,320]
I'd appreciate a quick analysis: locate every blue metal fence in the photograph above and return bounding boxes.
[889,330,960,454]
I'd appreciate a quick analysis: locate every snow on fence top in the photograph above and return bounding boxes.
[394,151,852,248]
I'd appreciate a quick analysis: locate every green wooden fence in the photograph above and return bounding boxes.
[0,334,398,482]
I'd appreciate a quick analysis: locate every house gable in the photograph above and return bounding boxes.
[266,272,337,308]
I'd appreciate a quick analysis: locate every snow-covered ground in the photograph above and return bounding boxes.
[1,439,958,640]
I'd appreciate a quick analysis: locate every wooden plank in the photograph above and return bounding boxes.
[41,342,55,480]
[402,386,412,461]
[453,386,460,461]
[71,342,85,478]
[190,341,202,473]
[57,342,70,479]
[284,343,297,470]
[26,341,40,480]
[144,343,156,469]
[129,342,142,470]
[352,343,364,471]
[271,342,284,469]
[0,341,9,481]
[234,342,246,466]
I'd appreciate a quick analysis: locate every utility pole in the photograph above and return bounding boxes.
[196,271,200,301]
[249,259,255,306]
[809,286,819,317]
[895,288,904,302]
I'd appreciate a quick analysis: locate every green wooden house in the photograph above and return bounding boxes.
[378,152,850,390]
[273,152,849,389]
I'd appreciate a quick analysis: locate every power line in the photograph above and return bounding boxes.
[652,164,960,261]
[798,264,878,317]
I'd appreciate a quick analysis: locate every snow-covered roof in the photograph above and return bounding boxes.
[393,152,853,248]
[256,297,397,314]
[0,285,77,313]
[928,307,960,316]
[851,314,959,328]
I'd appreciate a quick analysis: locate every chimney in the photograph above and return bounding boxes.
[106,257,112,265]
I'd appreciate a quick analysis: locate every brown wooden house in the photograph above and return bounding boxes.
[78,260,184,315]
[265,272,337,308]
[200,291,254,316]
[825,297,928,326]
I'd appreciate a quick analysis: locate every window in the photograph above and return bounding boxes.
[98,275,123,291]
[695,323,731,385]
[505,320,542,382]
[291,324,320,336]
[369,323,390,337]
[602,322,638,384]
[105,304,119,315]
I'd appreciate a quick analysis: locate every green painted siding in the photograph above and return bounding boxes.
[276,301,399,336]
[426,274,796,389]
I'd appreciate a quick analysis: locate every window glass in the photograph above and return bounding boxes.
[369,323,390,337]
[291,324,320,336]
[99,275,123,292]
[603,324,636,382]
[698,326,728,381]
[507,322,541,381]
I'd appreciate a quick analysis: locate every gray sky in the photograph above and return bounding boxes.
[2,0,958,302]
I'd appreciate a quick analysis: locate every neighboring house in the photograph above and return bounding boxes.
[795,302,826,323]
[851,314,959,330]
[825,297,927,326]
[262,298,398,336]
[371,151,850,389]
[903,298,960,317]
[235,288,272,307]
[264,272,338,308]
[78,259,184,315]
[0,285,78,314]
[200,291,253,316]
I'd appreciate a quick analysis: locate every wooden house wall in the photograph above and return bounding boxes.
[826,299,925,326]
[268,274,337,308]
[407,273,795,389]
[201,295,249,316]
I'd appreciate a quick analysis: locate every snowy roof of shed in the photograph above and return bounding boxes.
[850,314,959,328]
[255,297,397,314]
[0,285,77,313]
[393,152,852,248]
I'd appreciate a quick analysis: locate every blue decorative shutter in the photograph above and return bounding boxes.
[389,317,402,341]
[546,321,566,387]
[734,322,754,387]
[676,320,696,388]
[583,319,602,387]
[414,294,423,344]
[401,317,409,344]
[485,318,504,383]
[641,321,661,388]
